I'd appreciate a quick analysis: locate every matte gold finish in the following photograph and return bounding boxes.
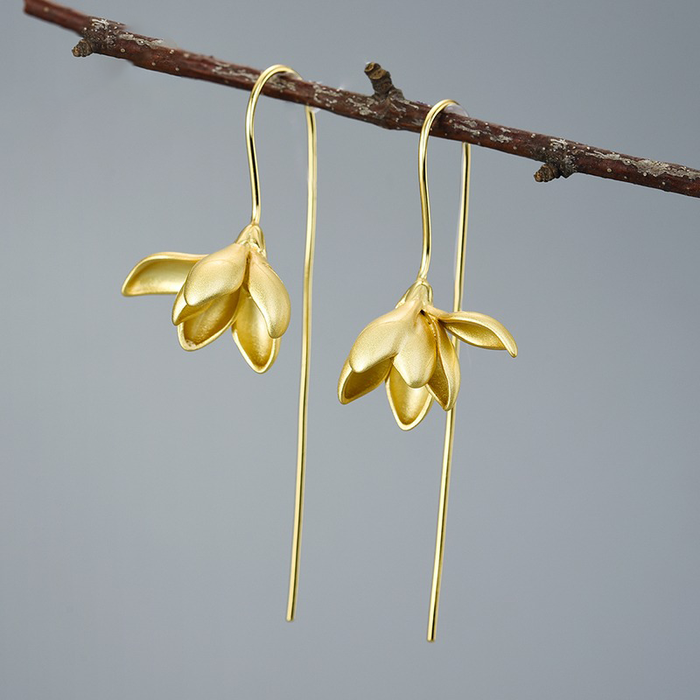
[336,99,517,641]
[122,65,317,622]
[337,278,516,430]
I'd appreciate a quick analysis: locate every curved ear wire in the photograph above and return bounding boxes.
[121,64,317,622]
[245,65,318,623]
[336,99,515,640]
[288,99,316,624]
[421,102,471,642]
[416,98,461,282]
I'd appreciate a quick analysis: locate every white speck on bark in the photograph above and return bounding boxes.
[211,63,258,83]
[590,151,700,180]
[118,31,164,50]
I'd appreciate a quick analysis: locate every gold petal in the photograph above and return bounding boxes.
[172,286,206,325]
[386,366,433,431]
[176,291,239,351]
[121,252,204,296]
[426,316,461,411]
[392,312,437,388]
[438,310,518,357]
[246,251,291,339]
[348,301,418,374]
[337,357,392,404]
[232,291,280,373]
[182,243,248,307]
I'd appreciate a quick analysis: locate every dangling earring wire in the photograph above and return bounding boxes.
[337,99,516,640]
[420,100,469,642]
[245,65,318,622]
[121,64,316,621]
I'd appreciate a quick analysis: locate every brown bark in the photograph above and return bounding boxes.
[25,0,700,198]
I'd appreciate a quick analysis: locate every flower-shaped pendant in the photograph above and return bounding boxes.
[122,223,290,373]
[338,280,517,429]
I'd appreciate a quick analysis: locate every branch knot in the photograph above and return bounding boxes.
[364,62,404,101]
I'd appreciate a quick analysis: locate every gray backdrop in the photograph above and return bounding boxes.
[2,1,699,698]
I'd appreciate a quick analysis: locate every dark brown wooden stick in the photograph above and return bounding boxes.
[25,0,700,198]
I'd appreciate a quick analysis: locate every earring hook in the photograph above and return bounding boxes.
[416,99,470,283]
[417,99,473,642]
[245,64,313,228]
[245,65,318,623]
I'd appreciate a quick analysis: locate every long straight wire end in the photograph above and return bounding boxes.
[286,105,317,622]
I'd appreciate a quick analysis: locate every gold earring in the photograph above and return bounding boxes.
[337,99,517,641]
[122,64,317,622]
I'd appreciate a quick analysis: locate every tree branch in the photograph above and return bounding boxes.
[25,0,700,199]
